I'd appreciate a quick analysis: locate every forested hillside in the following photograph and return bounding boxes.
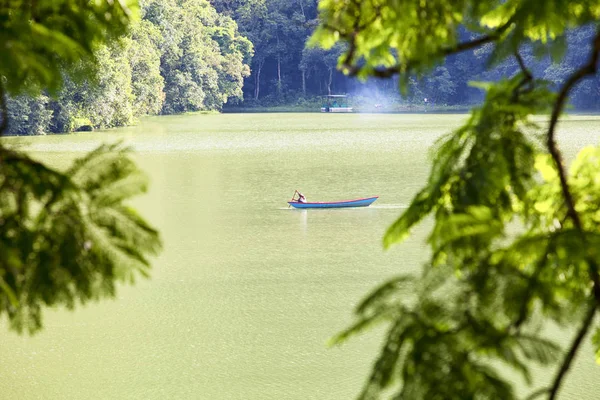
[5,0,251,135]
[213,0,600,110]
[5,0,600,134]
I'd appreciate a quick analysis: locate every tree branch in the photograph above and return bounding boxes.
[511,50,535,102]
[337,17,515,78]
[548,302,596,400]
[546,30,600,303]
[326,2,382,75]
[547,31,600,231]
[544,31,600,400]
[514,51,533,82]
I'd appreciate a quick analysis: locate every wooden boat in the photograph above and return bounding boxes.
[288,196,378,209]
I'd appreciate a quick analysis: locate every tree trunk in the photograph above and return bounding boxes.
[254,60,263,100]
[327,68,333,95]
[277,56,282,96]
[253,67,258,100]
[301,70,306,96]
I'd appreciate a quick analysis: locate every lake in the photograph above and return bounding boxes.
[1,113,599,399]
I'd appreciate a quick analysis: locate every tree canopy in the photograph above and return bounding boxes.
[0,1,161,333]
[313,1,600,399]
[7,0,600,131]
[209,0,600,111]
[2,0,252,135]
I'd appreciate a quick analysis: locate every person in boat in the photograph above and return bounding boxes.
[297,192,306,203]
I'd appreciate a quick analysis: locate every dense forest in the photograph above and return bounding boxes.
[4,0,600,134]
[5,0,252,135]
[216,0,600,111]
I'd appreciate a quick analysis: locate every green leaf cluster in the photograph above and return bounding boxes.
[0,0,162,334]
[315,1,600,398]
[0,144,161,333]
[312,0,600,80]
[0,0,137,95]
[334,75,575,399]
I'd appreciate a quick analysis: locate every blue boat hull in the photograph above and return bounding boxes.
[288,196,378,209]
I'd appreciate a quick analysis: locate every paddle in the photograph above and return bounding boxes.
[289,189,299,208]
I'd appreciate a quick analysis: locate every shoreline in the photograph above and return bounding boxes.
[223,105,473,113]
[3,109,600,138]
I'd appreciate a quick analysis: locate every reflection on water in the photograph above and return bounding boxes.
[300,210,308,235]
[0,113,599,399]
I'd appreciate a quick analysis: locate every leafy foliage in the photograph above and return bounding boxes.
[0,0,162,334]
[314,1,600,399]
[0,145,161,333]
[2,0,252,135]
[6,95,53,135]
[144,0,252,114]
[0,0,136,95]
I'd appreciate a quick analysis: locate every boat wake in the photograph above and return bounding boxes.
[369,204,409,209]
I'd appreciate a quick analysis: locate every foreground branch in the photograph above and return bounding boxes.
[545,31,600,400]
[548,303,597,400]
[514,51,533,82]
[547,31,600,231]
[510,50,535,103]
[546,31,600,303]
[358,32,503,78]
[335,18,514,77]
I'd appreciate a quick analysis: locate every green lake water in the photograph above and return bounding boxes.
[1,113,600,399]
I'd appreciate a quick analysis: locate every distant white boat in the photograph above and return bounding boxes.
[321,94,353,113]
